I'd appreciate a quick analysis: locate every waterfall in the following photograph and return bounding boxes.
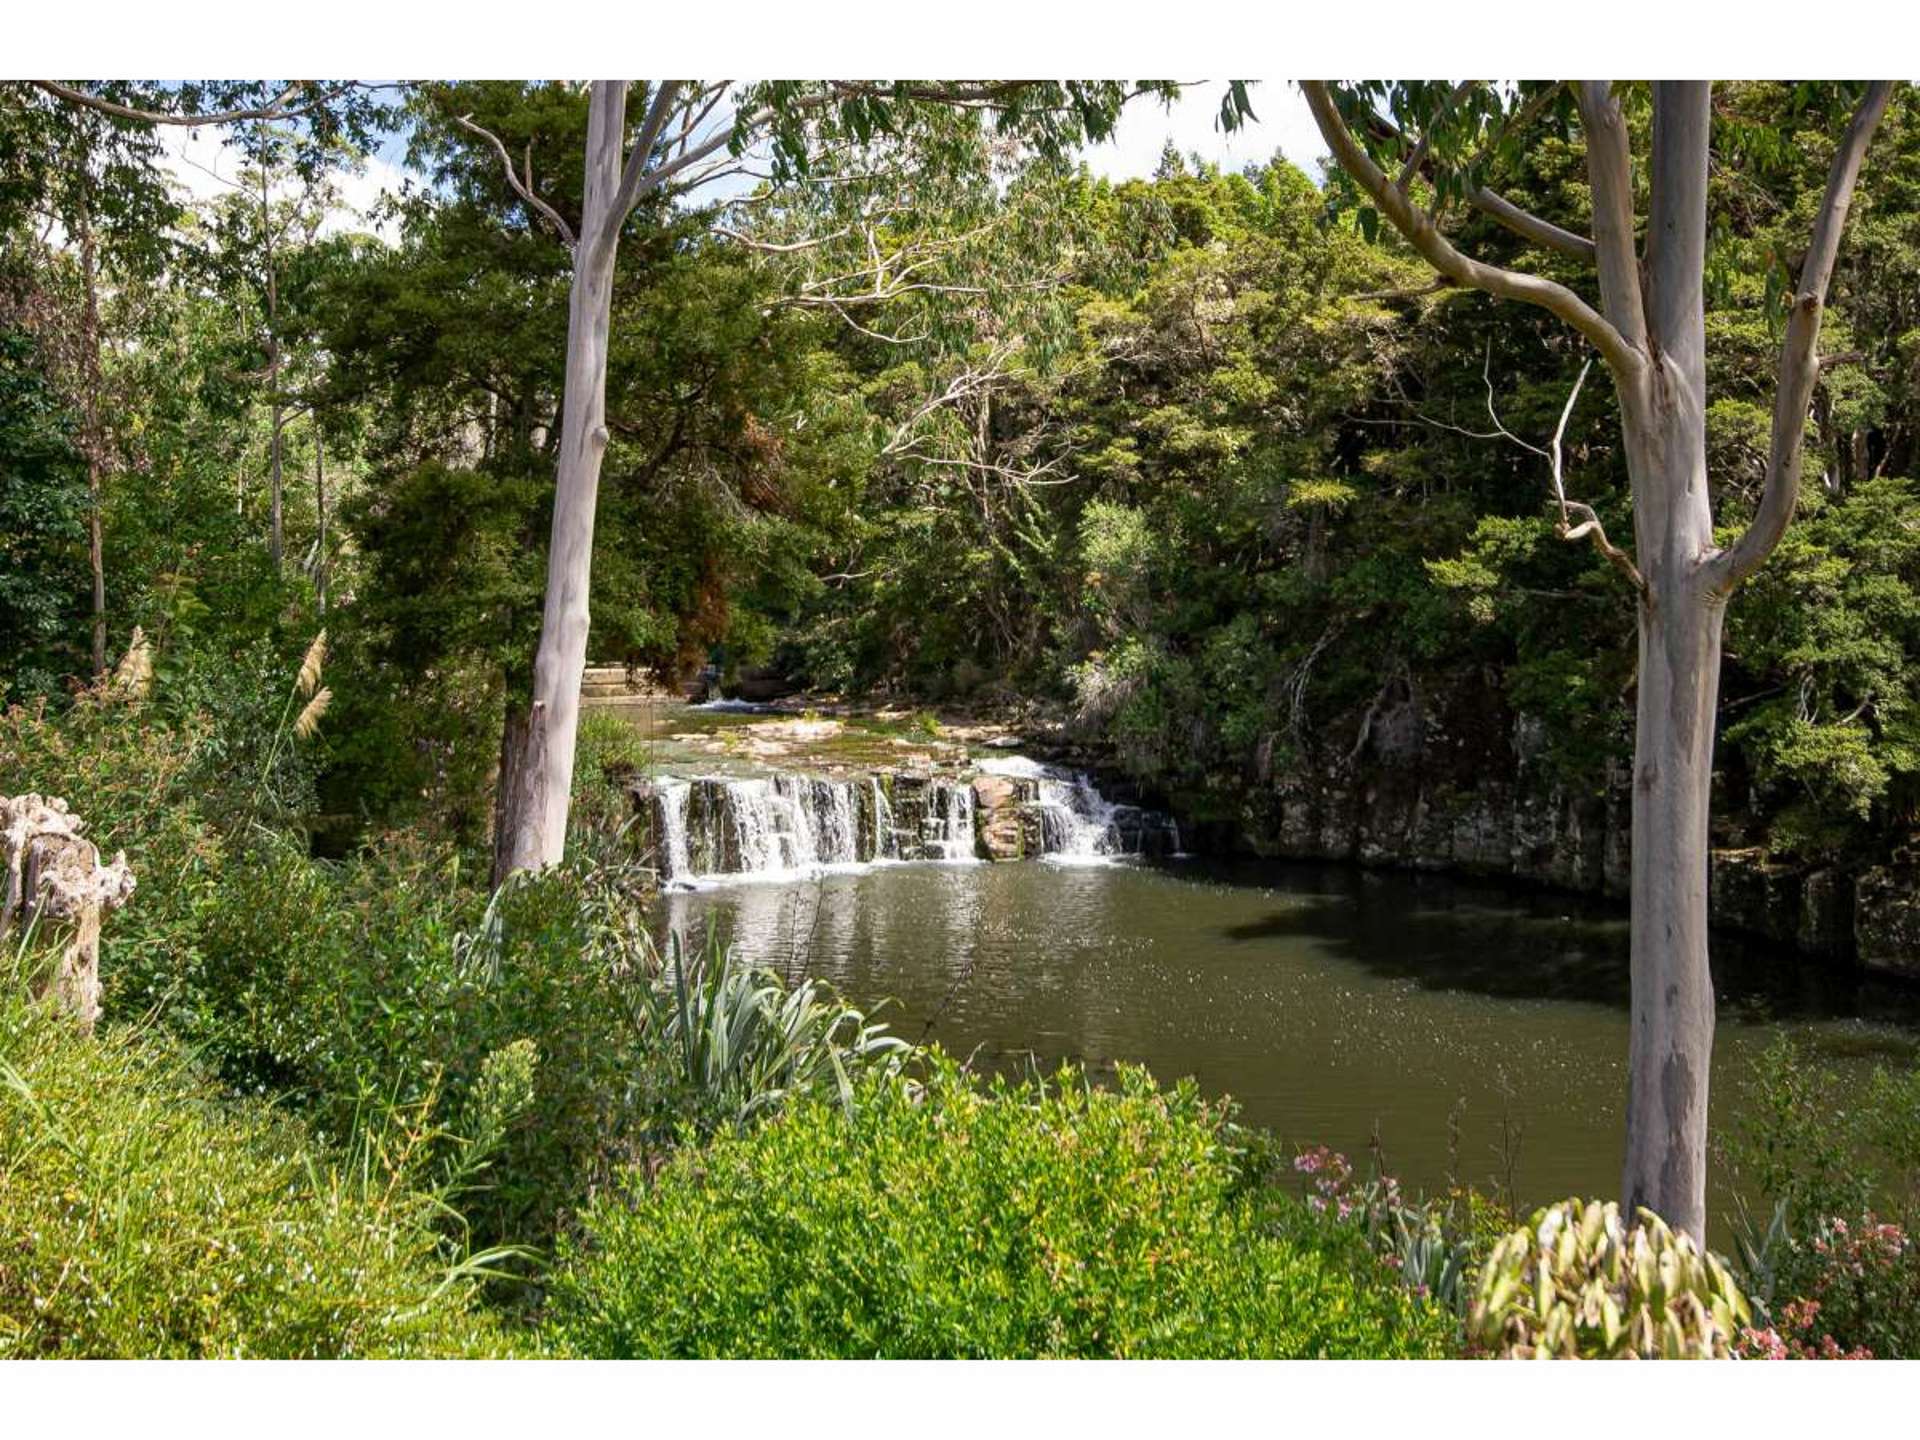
[977,755,1180,862]
[923,780,975,862]
[652,760,1176,886]
[653,772,981,886]
[656,778,692,879]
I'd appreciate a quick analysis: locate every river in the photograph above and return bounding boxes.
[623,699,1920,1233]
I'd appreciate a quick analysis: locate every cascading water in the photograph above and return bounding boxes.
[976,755,1182,862]
[651,772,983,886]
[656,778,692,879]
[650,758,1176,886]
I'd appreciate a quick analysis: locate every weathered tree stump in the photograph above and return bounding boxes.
[1,793,136,1031]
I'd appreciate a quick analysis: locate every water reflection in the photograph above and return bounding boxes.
[659,856,1919,1233]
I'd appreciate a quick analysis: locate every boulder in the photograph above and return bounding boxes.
[1855,865,1920,979]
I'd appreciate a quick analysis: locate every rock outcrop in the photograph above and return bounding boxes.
[1183,676,1915,978]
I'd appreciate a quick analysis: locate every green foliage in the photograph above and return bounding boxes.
[549,1058,1455,1358]
[566,708,654,861]
[1280,1144,1501,1319]
[1468,1199,1753,1359]
[0,978,521,1358]
[1753,1215,1920,1359]
[0,326,87,702]
[1726,477,1920,833]
[1721,1032,1920,1358]
[1721,1034,1920,1234]
[627,931,913,1139]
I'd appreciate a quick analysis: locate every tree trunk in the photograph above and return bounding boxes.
[261,168,284,575]
[1619,82,1717,1243]
[491,696,535,886]
[496,81,629,877]
[2,793,136,1033]
[314,417,327,614]
[1622,504,1723,1245]
[77,187,107,678]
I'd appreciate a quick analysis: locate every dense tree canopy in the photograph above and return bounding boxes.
[4,78,1916,863]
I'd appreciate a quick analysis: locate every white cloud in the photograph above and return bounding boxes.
[153,125,409,243]
[1078,81,1327,183]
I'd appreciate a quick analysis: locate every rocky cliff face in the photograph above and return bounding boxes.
[1176,677,1909,978]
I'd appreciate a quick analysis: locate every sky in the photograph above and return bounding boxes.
[1080,80,1325,181]
[151,81,1325,243]
[155,121,413,241]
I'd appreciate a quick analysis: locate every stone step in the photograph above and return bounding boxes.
[582,690,675,705]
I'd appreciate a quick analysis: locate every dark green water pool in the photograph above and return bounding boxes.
[660,855,1919,1233]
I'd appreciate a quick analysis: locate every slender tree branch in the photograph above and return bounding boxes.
[1468,188,1600,263]
[603,80,685,245]
[710,224,854,253]
[452,112,577,246]
[1477,347,1644,591]
[33,80,372,127]
[1711,80,1894,591]
[1351,87,1597,263]
[1348,276,1454,303]
[1304,82,1641,378]
[1394,81,1475,192]
[1461,82,1563,177]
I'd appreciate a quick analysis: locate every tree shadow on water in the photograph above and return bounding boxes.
[1186,858,1920,1040]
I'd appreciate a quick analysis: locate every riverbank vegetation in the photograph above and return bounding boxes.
[4,78,1920,1358]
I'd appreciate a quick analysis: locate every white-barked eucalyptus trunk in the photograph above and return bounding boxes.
[496,81,627,877]
[494,80,705,880]
[1305,79,1893,1240]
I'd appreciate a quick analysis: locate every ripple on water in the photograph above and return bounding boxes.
[659,855,1919,1231]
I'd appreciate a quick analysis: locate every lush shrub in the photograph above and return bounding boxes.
[0,980,525,1358]
[1467,1199,1752,1359]
[568,707,655,865]
[161,842,647,1253]
[548,1059,1456,1359]
[633,931,912,1138]
[1743,1214,1920,1359]
[1721,1034,1920,1357]
[1283,1144,1509,1318]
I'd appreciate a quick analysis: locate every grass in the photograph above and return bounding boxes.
[0,968,529,1358]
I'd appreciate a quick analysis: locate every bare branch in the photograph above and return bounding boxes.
[1479,347,1644,592]
[1468,187,1598,264]
[1304,82,1642,379]
[1712,81,1894,591]
[710,224,854,254]
[452,112,576,247]
[32,79,348,127]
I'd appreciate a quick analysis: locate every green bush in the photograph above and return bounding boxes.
[1723,1035,1920,1233]
[1736,1213,1920,1359]
[568,707,654,864]
[169,842,646,1253]
[0,981,524,1358]
[631,931,912,1138]
[548,1059,1456,1358]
